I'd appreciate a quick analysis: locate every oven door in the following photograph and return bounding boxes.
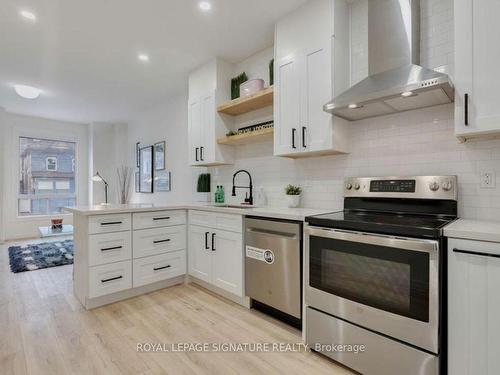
[305,225,440,354]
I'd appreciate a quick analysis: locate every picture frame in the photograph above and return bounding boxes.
[154,171,171,192]
[139,146,154,193]
[154,141,165,170]
[135,172,140,193]
[135,142,140,168]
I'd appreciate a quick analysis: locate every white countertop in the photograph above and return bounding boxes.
[64,203,338,221]
[444,219,500,243]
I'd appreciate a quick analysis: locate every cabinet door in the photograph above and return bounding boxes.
[301,42,333,152]
[200,93,215,164]
[211,229,243,297]
[455,0,500,138]
[188,225,212,282]
[448,238,500,375]
[188,98,202,165]
[274,54,301,156]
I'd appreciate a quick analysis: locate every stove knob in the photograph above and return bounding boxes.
[442,181,453,191]
[345,183,353,190]
[429,181,440,191]
[354,183,361,190]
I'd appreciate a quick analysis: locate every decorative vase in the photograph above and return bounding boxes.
[286,194,301,208]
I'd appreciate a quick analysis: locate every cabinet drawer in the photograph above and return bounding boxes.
[89,260,132,298]
[133,210,186,230]
[189,210,242,233]
[133,250,186,288]
[89,231,132,266]
[449,238,500,257]
[88,214,131,234]
[133,225,186,259]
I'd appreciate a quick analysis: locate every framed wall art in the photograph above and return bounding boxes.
[154,141,165,170]
[139,146,154,193]
[154,171,171,192]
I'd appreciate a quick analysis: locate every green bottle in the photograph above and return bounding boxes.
[219,185,225,203]
[215,186,220,203]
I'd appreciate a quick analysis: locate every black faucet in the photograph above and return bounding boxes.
[232,170,253,205]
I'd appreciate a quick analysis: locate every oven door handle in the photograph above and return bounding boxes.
[306,226,439,253]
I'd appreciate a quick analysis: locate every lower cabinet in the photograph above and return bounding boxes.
[448,238,500,375]
[188,216,243,297]
[133,250,186,288]
[88,260,132,298]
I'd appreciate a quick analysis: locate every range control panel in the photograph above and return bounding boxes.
[344,176,458,201]
[370,179,416,193]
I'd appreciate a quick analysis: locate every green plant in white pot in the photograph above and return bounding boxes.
[285,184,302,208]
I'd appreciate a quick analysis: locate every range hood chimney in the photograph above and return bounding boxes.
[324,0,454,121]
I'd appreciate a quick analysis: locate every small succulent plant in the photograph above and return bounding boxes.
[285,184,302,195]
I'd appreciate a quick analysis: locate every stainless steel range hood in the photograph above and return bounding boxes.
[324,0,454,121]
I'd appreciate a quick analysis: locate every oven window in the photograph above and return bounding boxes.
[310,236,430,322]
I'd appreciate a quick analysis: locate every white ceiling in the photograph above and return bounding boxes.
[0,0,307,123]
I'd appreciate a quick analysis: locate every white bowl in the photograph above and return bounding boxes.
[240,79,265,97]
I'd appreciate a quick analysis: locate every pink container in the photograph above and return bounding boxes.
[240,79,265,97]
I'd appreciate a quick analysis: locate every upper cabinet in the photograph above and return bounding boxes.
[274,0,349,157]
[455,0,500,140]
[188,59,234,166]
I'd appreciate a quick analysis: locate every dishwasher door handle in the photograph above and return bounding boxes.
[246,227,297,239]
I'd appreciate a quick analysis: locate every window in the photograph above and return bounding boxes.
[46,156,58,171]
[18,137,76,216]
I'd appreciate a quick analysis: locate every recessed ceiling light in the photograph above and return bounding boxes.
[138,53,150,62]
[14,84,42,99]
[401,91,414,97]
[199,1,212,11]
[348,103,359,109]
[19,10,36,21]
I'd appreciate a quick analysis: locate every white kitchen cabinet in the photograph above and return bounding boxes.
[187,59,234,166]
[274,0,348,157]
[454,0,500,140]
[448,238,500,375]
[188,210,243,297]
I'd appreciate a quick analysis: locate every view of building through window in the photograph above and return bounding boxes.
[18,137,76,216]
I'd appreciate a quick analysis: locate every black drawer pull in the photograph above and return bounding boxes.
[195,147,199,162]
[200,146,204,161]
[211,232,216,251]
[292,128,297,149]
[302,126,307,148]
[101,246,123,252]
[153,265,171,271]
[101,275,123,283]
[101,221,122,226]
[205,231,210,250]
[153,217,170,221]
[453,248,500,258]
[153,239,171,244]
[464,93,469,126]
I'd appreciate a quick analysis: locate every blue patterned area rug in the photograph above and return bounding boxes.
[8,240,74,273]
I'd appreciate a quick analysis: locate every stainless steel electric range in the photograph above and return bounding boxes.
[304,176,458,375]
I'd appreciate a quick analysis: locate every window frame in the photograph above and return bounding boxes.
[17,135,78,218]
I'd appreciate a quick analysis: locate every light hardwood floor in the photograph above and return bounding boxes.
[0,237,354,375]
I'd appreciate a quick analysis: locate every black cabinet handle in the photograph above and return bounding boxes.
[302,126,307,148]
[195,147,199,162]
[101,275,123,283]
[153,217,170,221]
[211,233,216,251]
[453,248,500,258]
[101,246,122,252]
[153,239,171,244]
[292,128,297,149]
[200,146,204,161]
[153,265,171,271]
[205,231,210,250]
[101,221,122,226]
[464,93,469,126]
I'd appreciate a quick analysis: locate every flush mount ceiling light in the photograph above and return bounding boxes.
[348,103,360,109]
[199,1,212,11]
[14,84,42,99]
[19,9,36,21]
[401,91,414,97]
[137,53,150,62]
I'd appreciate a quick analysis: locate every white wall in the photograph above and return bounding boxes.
[127,90,193,205]
[0,108,5,243]
[1,112,89,240]
[90,122,128,205]
[207,0,500,221]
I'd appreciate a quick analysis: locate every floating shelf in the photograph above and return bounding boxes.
[217,86,274,116]
[217,127,273,146]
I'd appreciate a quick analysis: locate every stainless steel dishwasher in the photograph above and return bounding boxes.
[245,217,302,323]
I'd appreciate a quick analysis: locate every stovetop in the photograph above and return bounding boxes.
[306,210,457,239]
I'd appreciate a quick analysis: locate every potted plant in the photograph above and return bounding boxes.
[285,184,302,208]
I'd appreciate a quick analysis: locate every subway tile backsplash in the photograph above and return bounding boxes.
[209,104,500,221]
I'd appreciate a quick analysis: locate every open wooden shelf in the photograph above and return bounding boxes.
[217,86,274,116]
[217,127,273,146]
